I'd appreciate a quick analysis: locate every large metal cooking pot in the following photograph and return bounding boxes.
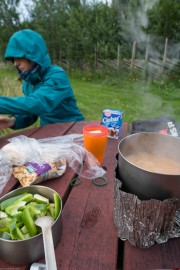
[118,132,180,208]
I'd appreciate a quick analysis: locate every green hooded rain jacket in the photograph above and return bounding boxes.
[1,29,84,129]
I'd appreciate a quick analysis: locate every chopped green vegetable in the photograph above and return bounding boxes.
[48,203,55,219]
[5,201,26,217]
[24,232,31,239]
[0,218,9,229]
[28,203,41,215]
[46,210,52,217]
[0,194,26,211]
[16,227,26,240]
[34,203,47,211]
[21,225,28,234]
[0,191,61,241]
[54,193,61,219]
[22,206,37,237]
[34,194,49,204]
[16,220,24,228]
[9,218,18,240]
[15,193,33,203]
[0,211,8,219]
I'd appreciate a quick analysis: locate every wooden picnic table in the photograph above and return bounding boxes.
[0,121,179,270]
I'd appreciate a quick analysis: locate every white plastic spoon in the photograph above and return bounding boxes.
[35,216,57,270]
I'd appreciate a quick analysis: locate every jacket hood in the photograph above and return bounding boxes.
[4,29,51,69]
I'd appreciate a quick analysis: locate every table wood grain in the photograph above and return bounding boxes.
[0,121,179,270]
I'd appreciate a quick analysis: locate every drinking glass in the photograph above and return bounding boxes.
[83,124,108,164]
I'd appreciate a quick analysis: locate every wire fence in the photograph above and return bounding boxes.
[58,57,180,80]
[57,38,180,80]
[1,38,179,80]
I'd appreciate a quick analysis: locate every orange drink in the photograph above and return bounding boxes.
[83,124,108,164]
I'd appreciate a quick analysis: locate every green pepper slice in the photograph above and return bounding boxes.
[54,193,61,219]
[0,194,26,211]
[29,204,41,215]
[34,194,49,204]
[9,218,18,240]
[15,193,33,203]
[22,206,37,237]
[5,201,26,217]
[0,218,9,229]
[16,227,26,240]
[0,211,7,219]
[48,204,55,219]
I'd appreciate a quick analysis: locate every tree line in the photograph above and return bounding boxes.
[0,0,180,64]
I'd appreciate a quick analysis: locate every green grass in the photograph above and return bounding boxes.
[0,65,180,137]
[72,76,180,123]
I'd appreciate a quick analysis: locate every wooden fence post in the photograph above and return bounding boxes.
[162,37,168,73]
[94,43,98,70]
[117,44,120,71]
[145,35,149,62]
[67,47,70,73]
[144,35,150,75]
[59,48,62,65]
[53,49,56,64]
[131,41,136,68]
[105,44,108,72]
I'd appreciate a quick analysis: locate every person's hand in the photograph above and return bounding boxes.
[0,116,16,129]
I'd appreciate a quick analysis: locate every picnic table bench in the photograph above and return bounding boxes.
[0,121,179,270]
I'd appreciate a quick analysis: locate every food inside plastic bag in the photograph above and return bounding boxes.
[1,136,42,166]
[0,134,105,188]
[12,157,66,187]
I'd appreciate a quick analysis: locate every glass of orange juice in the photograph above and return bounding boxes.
[83,124,108,164]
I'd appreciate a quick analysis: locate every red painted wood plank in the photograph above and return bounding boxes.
[0,121,130,269]
[56,179,118,270]
[123,238,180,270]
[49,122,120,270]
[0,123,77,269]
[0,127,41,148]
[27,122,75,139]
[0,261,28,270]
[67,120,99,134]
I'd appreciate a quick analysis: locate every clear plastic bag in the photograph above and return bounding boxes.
[0,151,12,194]
[38,134,105,179]
[1,135,43,166]
[1,134,106,184]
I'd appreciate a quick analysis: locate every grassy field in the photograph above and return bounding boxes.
[0,64,180,136]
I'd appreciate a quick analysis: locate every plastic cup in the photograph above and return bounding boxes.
[83,124,108,164]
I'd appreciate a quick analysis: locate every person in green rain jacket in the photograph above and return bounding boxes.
[0,29,84,130]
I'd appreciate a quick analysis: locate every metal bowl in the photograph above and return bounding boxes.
[0,185,62,264]
[118,132,180,207]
